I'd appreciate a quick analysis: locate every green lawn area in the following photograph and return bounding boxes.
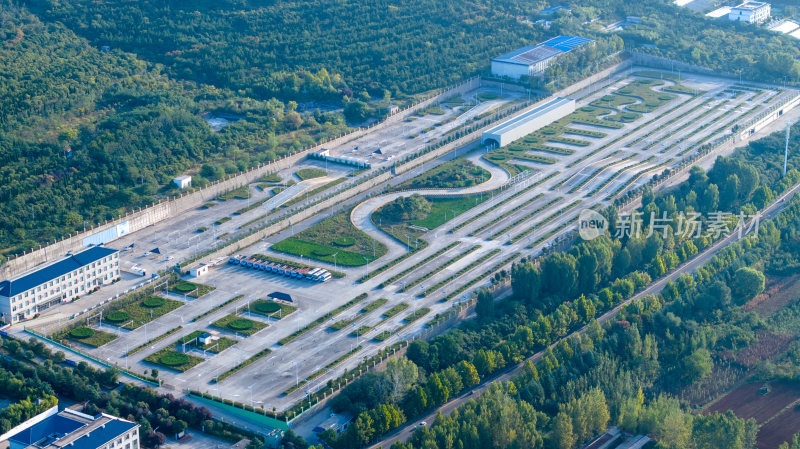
[169,280,215,298]
[271,210,386,266]
[216,186,250,201]
[211,313,268,336]
[393,158,489,190]
[383,303,409,318]
[372,195,485,245]
[65,327,117,347]
[179,330,237,353]
[295,168,327,180]
[258,173,282,183]
[144,347,204,372]
[102,295,183,330]
[248,300,297,319]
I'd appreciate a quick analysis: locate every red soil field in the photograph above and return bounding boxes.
[705,382,800,424]
[757,407,800,449]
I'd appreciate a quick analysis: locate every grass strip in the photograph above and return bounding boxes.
[587,157,654,195]
[125,326,183,356]
[469,194,545,237]
[441,252,520,302]
[568,154,635,194]
[607,159,673,199]
[329,298,388,331]
[450,173,555,233]
[214,348,272,383]
[509,200,581,244]
[399,245,481,293]
[377,242,460,288]
[487,196,560,239]
[190,295,243,323]
[648,100,731,152]
[422,249,502,297]
[282,345,363,395]
[277,294,369,345]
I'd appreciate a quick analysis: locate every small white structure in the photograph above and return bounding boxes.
[190,263,209,277]
[173,175,192,189]
[729,1,770,24]
[482,97,576,148]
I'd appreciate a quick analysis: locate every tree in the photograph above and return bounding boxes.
[383,358,419,404]
[476,288,494,319]
[731,267,765,305]
[682,348,713,384]
[700,184,719,213]
[551,412,577,449]
[455,360,480,388]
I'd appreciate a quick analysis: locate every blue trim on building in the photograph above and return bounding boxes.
[0,246,118,297]
[491,35,593,65]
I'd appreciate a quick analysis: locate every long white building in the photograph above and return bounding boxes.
[729,1,770,24]
[0,245,120,324]
[482,97,576,147]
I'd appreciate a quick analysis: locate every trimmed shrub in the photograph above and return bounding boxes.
[228,319,254,331]
[333,237,356,247]
[105,311,130,323]
[160,352,190,366]
[142,296,166,308]
[70,327,94,339]
[172,282,196,294]
[312,247,335,257]
[254,302,280,314]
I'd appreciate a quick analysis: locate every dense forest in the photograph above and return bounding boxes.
[0,5,348,259]
[316,128,800,448]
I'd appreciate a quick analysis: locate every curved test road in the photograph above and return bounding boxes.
[350,152,510,259]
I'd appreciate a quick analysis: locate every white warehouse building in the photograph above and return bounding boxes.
[482,97,576,148]
[729,1,770,24]
[491,36,594,79]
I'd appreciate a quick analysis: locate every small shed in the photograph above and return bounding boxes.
[173,175,192,189]
[268,291,293,302]
[190,264,209,277]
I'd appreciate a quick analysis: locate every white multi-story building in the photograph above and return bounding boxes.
[0,245,120,324]
[729,1,771,24]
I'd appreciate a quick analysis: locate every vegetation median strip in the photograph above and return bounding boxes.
[451,173,555,233]
[469,194,545,237]
[377,242,460,288]
[329,297,388,331]
[125,326,183,356]
[278,294,369,345]
[509,200,582,244]
[190,295,243,323]
[487,196,561,239]
[422,248,502,297]
[282,345,363,395]
[442,252,520,302]
[213,348,272,383]
[399,245,481,292]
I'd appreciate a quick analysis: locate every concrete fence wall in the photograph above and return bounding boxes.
[1,78,480,280]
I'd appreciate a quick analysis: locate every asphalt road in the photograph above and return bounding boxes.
[370,179,800,449]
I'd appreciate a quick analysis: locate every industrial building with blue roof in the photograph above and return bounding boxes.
[0,245,119,324]
[491,35,594,79]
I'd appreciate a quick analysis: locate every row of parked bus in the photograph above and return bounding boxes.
[228,256,332,282]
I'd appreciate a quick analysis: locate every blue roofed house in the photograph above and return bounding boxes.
[5,408,139,449]
[490,35,594,79]
[0,245,120,324]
